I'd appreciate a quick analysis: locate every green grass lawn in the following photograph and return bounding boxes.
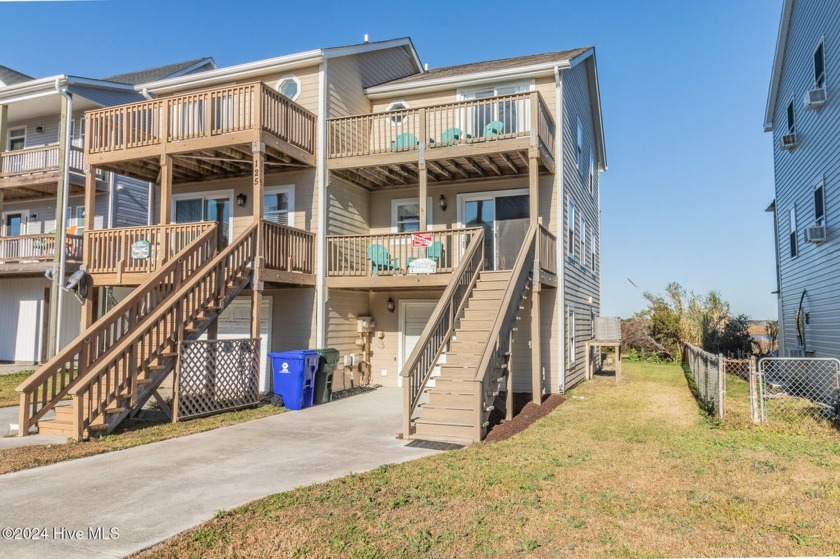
[137,362,840,558]
[0,372,31,407]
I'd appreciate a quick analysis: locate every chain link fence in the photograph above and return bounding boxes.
[755,358,840,427]
[682,343,723,419]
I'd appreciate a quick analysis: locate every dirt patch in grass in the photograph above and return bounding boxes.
[485,393,565,443]
[135,362,840,558]
[0,372,32,407]
[0,404,285,476]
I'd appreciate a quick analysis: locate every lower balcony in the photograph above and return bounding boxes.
[85,220,316,287]
[0,233,83,275]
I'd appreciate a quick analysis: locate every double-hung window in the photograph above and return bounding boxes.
[392,197,432,233]
[580,216,586,266]
[568,200,575,260]
[264,186,295,226]
[567,305,576,366]
[815,40,826,88]
[789,206,798,258]
[8,128,25,151]
[814,177,825,225]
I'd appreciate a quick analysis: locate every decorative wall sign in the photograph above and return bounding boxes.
[408,258,437,274]
[130,240,152,260]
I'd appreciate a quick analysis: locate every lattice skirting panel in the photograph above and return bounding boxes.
[175,338,261,421]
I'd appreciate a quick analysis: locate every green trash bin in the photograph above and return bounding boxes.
[313,348,340,404]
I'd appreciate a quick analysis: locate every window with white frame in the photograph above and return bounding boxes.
[588,152,595,197]
[66,206,85,232]
[814,177,825,225]
[580,216,586,266]
[576,118,584,175]
[264,186,294,225]
[276,76,301,101]
[590,231,596,273]
[387,101,409,126]
[789,206,798,258]
[8,127,25,151]
[568,200,575,259]
[391,197,431,233]
[815,40,825,88]
[459,82,532,137]
[566,305,576,365]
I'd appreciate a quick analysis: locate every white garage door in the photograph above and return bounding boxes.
[209,296,272,393]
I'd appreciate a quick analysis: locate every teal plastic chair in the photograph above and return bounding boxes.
[440,128,463,143]
[367,243,399,273]
[391,132,419,150]
[483,120,505,138]
[408,241,444,267]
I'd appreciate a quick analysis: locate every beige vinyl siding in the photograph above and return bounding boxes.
[325,290,370,391]
[561,60,601,391]
[772,0,840,358]
[4,192,108,233]
[267,288,317,352]
[327,176,369,236]
[327,47,419,118]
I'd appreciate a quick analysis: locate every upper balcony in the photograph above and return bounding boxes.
[0,145,86,201]
[0,232,83,275]
[327,91,555,189]
[84,82,317,183]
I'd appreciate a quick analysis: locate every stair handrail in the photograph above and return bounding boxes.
[472,225,537,429]
[16,224,219,435]
[400,228,484,437]
[67,223,257,440]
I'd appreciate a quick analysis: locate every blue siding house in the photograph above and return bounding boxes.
[765,0,840,358]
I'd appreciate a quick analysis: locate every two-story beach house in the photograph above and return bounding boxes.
[0,58,215,365]
[765,0,839,358]
[16,38,606,446]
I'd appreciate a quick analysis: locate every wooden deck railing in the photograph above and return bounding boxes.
[262,220,315,274]
[0,145,84,176]
[328,91,554,159]
[326,228,482,277]
[0,233,83,263]
[85,222,215,276]
[69,223,257,440]
[401,228,485,437]
[86,83,316,156]
[539,225,557,276]
[17,225,218,436]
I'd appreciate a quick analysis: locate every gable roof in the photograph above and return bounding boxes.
[104,57,216,85]
[764,0,794,132]
[382,47,590,87]
[0,65,34,86]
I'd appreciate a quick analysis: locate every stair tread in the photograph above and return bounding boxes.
[415,417,474,427]
[408,434,474,446]
[419,403,473,411]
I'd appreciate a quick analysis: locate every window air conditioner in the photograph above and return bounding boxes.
[781,133,797,150]
[803,87,827,110]
[804,225,826,243]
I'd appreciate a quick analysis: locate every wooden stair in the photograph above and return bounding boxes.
[412,270,512,445]
[31,224,258,440]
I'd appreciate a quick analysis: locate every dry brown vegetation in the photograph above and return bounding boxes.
[137,362,840,558]
[0,405,284,475]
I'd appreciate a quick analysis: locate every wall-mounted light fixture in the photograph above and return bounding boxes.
[236,193,247,207]
[386,297,395,313]
[438,194,447,211]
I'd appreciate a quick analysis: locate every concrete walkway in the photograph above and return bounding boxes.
[0,405,71,448]
[0,388,438,558]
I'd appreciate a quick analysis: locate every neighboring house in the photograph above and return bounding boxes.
[765,0,839,358]
[0,58,215,364]
[16,39,606,446]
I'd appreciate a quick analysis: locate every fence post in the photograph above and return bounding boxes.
[749,356,757,423]
[718,354,725,420]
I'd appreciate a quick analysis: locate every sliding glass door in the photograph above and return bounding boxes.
[174,195,231,248]
[461,191,529,270]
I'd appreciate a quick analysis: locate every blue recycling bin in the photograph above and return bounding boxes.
[269,350,319,410]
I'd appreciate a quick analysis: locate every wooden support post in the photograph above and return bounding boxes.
[418,108,427,232]
[159,154,173,225]
[47,94,71,358]
[0,104,7,156]
[529,151,542,405]
[251,143,265,340]
[80,168,98,331]
[506,330,514,422]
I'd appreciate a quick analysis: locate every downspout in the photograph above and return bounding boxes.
[554,65,566,393]
[315,59,328,347]
[140,87,153,100]
[54,80,73,354]
[141,89,154,224]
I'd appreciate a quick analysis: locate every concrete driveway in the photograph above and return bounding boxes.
[0,387,438,558]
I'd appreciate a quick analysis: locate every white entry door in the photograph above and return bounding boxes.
[208,296,272,392]
[399,300,443,388]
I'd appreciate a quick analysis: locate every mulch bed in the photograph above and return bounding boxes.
[484,393,566,443]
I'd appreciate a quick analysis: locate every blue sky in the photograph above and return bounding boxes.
[3,0,783,319]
